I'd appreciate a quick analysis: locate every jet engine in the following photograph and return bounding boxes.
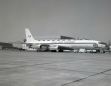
[39,44,49,51]
[49,45,58,52]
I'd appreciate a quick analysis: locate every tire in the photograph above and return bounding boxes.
[58,49,63,52]
[51,50,57,52]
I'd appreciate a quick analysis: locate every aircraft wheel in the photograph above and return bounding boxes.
[100,50,105,53]
[58,49,63,52]
[96,49,100,53]
[51,50,57,52]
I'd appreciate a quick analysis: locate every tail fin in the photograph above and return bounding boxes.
[25,28,35,43]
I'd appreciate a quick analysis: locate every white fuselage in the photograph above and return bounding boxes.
[26,39,106,50]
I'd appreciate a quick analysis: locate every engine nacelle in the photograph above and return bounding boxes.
[49,45,58,51]
[39,44,49,51]
[26,44,40,49]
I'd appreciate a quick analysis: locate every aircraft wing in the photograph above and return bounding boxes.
[60,36,75,39]
[11,41,26,44]
[58,46,74,50]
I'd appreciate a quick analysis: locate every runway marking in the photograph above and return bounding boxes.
[61,68,111,86]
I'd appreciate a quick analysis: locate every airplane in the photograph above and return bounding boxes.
[24,28,109,53]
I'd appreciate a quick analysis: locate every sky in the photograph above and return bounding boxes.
[0,0,111,42]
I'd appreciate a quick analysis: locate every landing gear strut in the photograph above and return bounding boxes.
[58,49,63,52]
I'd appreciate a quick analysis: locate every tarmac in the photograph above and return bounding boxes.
[0,50,111,86]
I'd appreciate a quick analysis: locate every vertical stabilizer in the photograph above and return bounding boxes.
[25,28,35,43]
